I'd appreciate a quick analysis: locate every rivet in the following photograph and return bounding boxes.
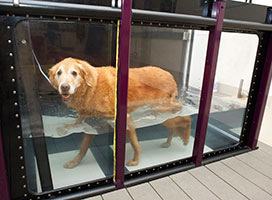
[66,17,69,20]
[130,174,133,176]
[17,124,20,128]
[48,194,51,197]
[22,175,25,179]
[145,170,148,172]
[40,16,43,18]
[9,52,13,56]
[78,186,81,189]
[173,163,176,166]
[10,66,14,70]
[100,19,103,22]
[13,91,17,95]
[19,146,22,149]
[20,156,23,160]
[53,16,56,19]
[37,197,40,200]
[24,194,27,197]
[166,24,169,27]
[105,180,108,183]
[138,171,141,174]
[149,22,152,25]
[23,184,26,188]
[89,19,92,22]
[131,21,134,25]
[68,189,71,192]
[26,14,29,17]
[96,182,99,185]
[78,18,81,21]
[158,23,161,26]
[15,113,19,117]
[141,21,143,24]
[166,164,169,167]
[18,136,21,139]
[14,102,18,106]
[88,184,90,187]
[11,78,15,82]
[6,14,10,16]
[58,191,62,194]
[7,26,11,29]
[21,40,27,45]
[8,40,12,43]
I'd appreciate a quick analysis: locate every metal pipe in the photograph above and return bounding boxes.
[192,1,226,166]
[0,122,10,200]
[114,0,132,189]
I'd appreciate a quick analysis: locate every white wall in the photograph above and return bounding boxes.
[189,30,268,96]
[233,0,272,7]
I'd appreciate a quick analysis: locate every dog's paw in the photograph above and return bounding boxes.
[160,142,171,148]
[126,160,139,166]
[183,139,189,146]
[63,160,79,169]
[57,127,68,136]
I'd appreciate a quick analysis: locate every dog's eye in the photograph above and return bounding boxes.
[57,70,62,76]
[72,71,77,76]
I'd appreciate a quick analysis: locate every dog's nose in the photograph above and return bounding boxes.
[60,83,70,92]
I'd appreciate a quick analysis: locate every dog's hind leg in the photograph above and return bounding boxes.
[63,134,94,168]
[160,128,174,148]
[126,115,141,166]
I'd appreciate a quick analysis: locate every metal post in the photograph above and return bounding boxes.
[247,8,272,149]
[114,0,132,189]
[192,1,226,166]
[0,123,10,200]
[247,40,272,149]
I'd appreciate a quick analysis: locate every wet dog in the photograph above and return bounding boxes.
[48,58,191,168]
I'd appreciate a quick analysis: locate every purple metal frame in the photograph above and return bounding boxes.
[0,123,10,199]
[114,0,132,189]
[247,33,272,149]
[192,1,226,166]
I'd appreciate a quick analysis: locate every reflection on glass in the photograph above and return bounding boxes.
[15,20,116,193]
[205,32,259,151]
[125,26,209,172]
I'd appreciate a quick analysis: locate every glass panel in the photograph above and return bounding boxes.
[14,20,116,193]
[205,32,259,151]
[125,26,209,172]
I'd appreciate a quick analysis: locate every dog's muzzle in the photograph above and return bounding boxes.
[60,83,71,102]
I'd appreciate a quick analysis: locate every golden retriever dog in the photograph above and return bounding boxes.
[48,58,191,168]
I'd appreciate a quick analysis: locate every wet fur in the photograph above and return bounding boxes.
[49,58,191,168]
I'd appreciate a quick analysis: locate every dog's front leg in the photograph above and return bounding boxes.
[64,115,85,129]
[126,115,141,166]
[64,134,94,168]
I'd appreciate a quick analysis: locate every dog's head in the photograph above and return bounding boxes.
[48,58,98,102]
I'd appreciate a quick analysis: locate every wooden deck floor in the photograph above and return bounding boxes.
[86,142,272,200]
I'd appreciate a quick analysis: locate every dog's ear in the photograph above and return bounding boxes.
[48,64,58,89]
[75,59,98,88]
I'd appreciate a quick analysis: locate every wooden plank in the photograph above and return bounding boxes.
[84,195,103,200]
[257,142,272,156]
[189,166,247,200]
[222,157,272,195]
[170,171,219,200]
[127,183,162,200]
[247,150,272,167]
[207,161,272,200]
[102,188,133,200]
[150,176,191,200]
[236,152,272,179]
